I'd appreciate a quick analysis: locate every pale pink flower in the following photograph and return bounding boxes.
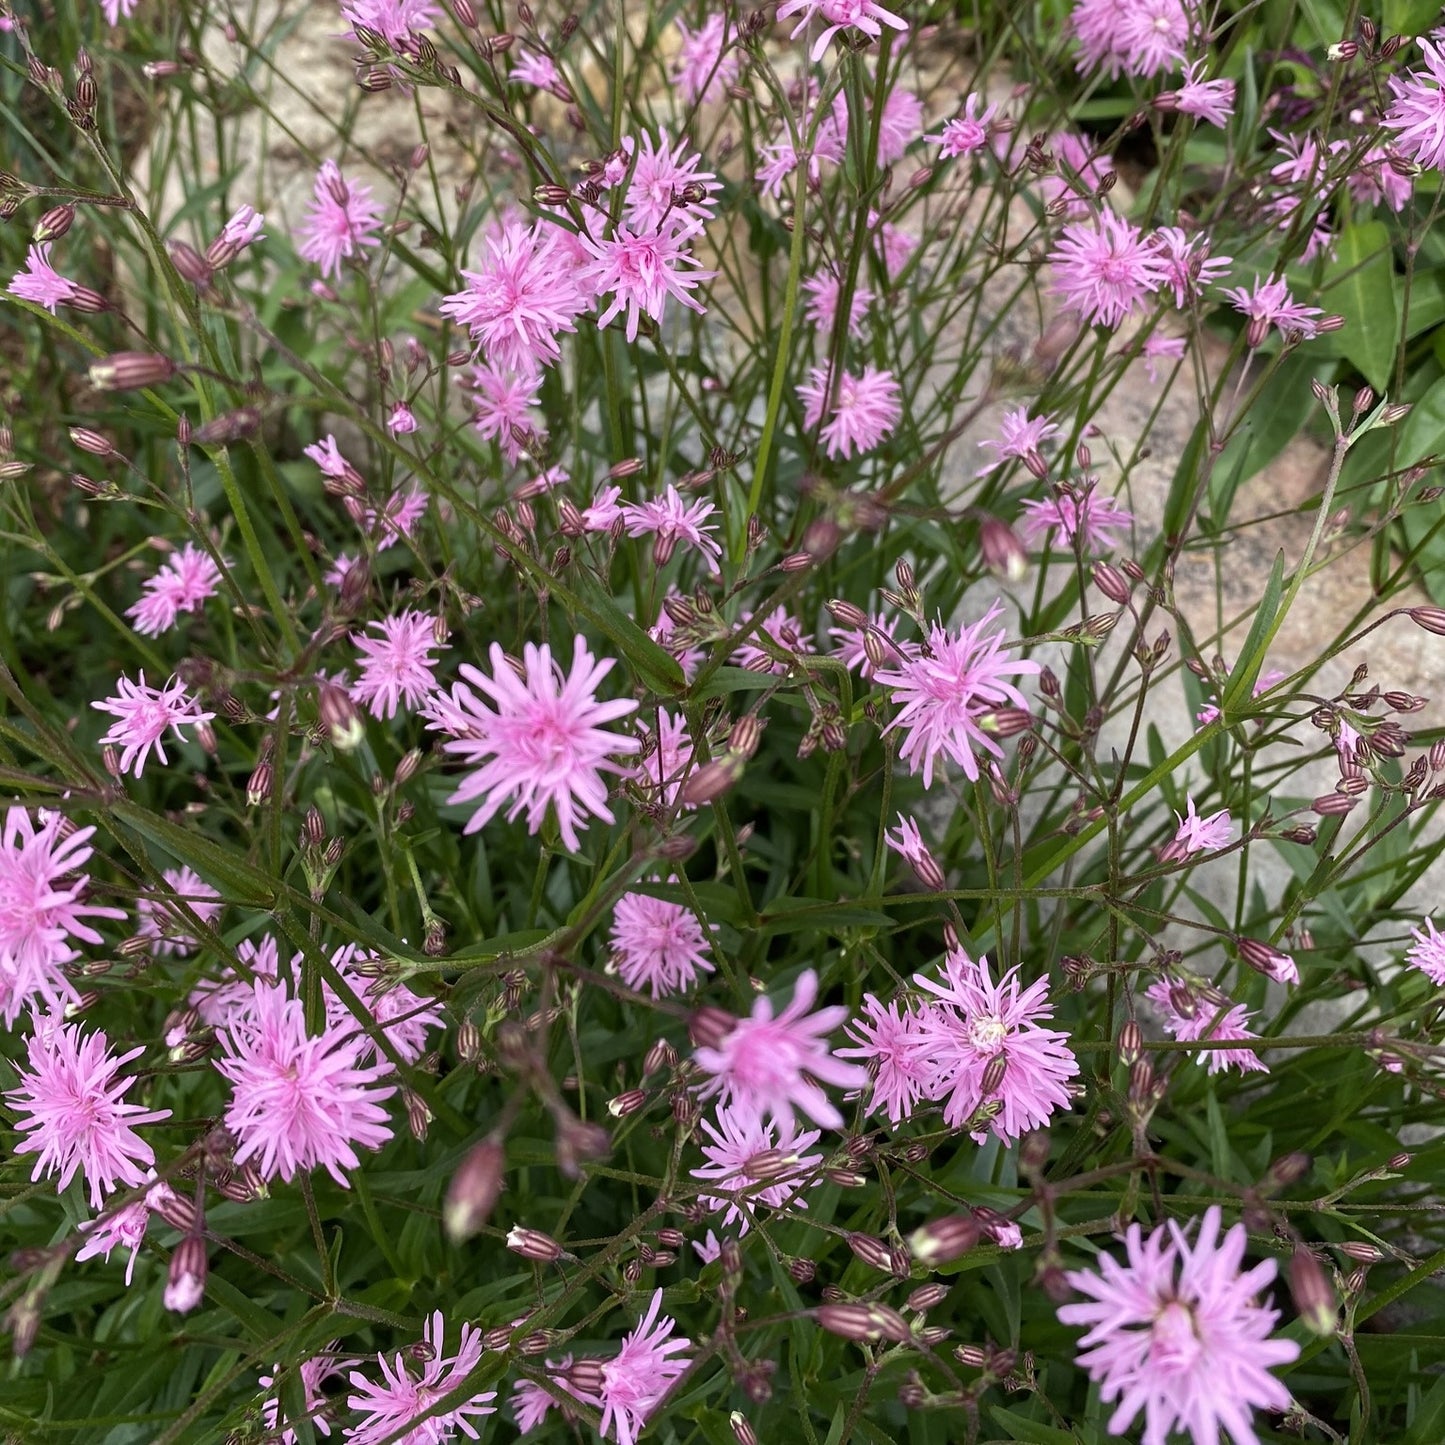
[731,605,816,674]
[189,935,285,1029]
[1142,333,1187,383]
[355,483,429,551]
[259,1348,348,1444]
[1344,144,1413,211]
[839,993,933,1125]
[8,242,78,313]
[7,1014,171,1208]
[92,672,216,779]
[1058,1207,1300,1444]
[346,1309,496,1445]
[1195,667,1286,728]
[137,865,221,957]
[1049,213,1167,329]
[579,1290,692,1445]
[690,1103,823,1232]
[510,47,561,89]
[215,979,396,1187]
[874,88,924,165]
[976,406,1059,478]
[217,205,266,253]
[1018,484,1134,554]
[322,943,445,1066]
[620,484,723,572]
[630,708,697,809]
[871,213,918,276]
[757,116,847,198]
[581,484,625,532]
[1070,0,1188,78]
[692,968,868,1131]
[1407,918,1445,985]
[1384,38,1445,173]
[1164,61,1236,127]
[673,14,741,105]
[798,365,901,459]
[102,0,139,24]
[435,636,640,853]
[76,1174,175,1286]
[580,223,714,342]
[297,160,384,279]
[1150,226,1233,309]
[1145,978,1268,1076]
[0,808,125,1027]
[776,0,908,64]
[610,889,715,997]
[350,610,445,719]
[470,361,542,463]
[340,0,440,47]
[126,543,224,636]
[1238,938,1298,986]
[623,131,721,234]
[912,950,1079,1142]
[1222,276,1323,343]
[828,609,916,681]
[1163,796,1234,860]
[510,1359,587,1432]
[883,812,945,889]
[439,216,587,374]
[876,601,1040,788]
[387,401,418,435]
[928,93,997,158]
[802,271,873,334]
[305,434,362,488]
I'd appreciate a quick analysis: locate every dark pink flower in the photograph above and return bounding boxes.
[1058,1207,1300,1443]
[692,968,868,1131]
[92,672,216,778]
[297,160,384,279]
[215,979,396,1187]
[610,888,715,997]
[433,636,640,853]
[126,543,223,636]
[7,1014,171,1208]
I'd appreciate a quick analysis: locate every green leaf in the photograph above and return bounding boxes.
[1218,550,1285,712]
[989,1405,1082,1443]
[566,575,686,695]
[1316,221,1398,391]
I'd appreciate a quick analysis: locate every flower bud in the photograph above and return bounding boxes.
[34,204,75,242]
[730,1411,759,1445]
[1290,1247,1338,1337]
[444,1138,506,1243]
[1235,936,1298,984]
[164,1235,208,1313]
[979,516,1027,581]
[506,1226,563,1262]
[907,1282,949,1312]
[846,1232,895,1272]
[909,1214,981,1266]
[318,681,365,751]
[816,1302,911,1343]
[89,352,175,391]
[608,1088,648,1117]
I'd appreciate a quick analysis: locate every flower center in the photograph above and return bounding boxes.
[968,1013,1008,1056]
[1150,1298,1203,1373]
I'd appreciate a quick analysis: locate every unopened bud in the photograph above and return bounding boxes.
[1290,1247,1338,1336]
[847,1232,895,1272]
[506,1226,563,1262]
[34,204,75,242]
[318,681,365,751]
[816,1302,911,1343]
[608,1088,648,1117]
[444,1138,506,1243]
[89,352,175,391]
[164,1235,208,1313]
[909,1214,981,1266]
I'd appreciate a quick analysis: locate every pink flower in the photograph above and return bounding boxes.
[92,671,216,778]
[912,950,1079,1142]
[387,401,418,435]
[1150,227,1232,309]
[340,0,440,47]
[126,542,224,636]
[690,1103,823,1233]
[620,484,723,571]
[692,968,868,1131]
[1162,796,1234,861]
[434,636,640,853]
[580,223,714,342]
[976,406,1059,478]
[1036,132,1115,219]
[469,361,542,463]
[1406,918,1445,985]
[8,242,78,313]
[1058,1207,1300,1444]
[929,93,998,159]
[510,1359,587,1432]
[828,609,915,681]
[1345,144,1413,211]
[1145,979,1267,1076]
[874,88,924,165]
[7,1015,171,1208]
[623,131,721,234]
[322,943,445,1066]
[802,271,874,334]
[1222,276,1323,344]
[438,216,587,374]
[189,935,284,1029]
[839,993,933,1125]
[355,483,429,551]
[1070,0,1188,78]
[883,812,945,889]
[1049,213,1167,329]
[215,979,396,1187]
[137,865,221,957]
[673,14,741,104]
[776,0,908,64]
[102,0,139,23]
[510,46,562,89]
[1141,332,1186,383]
[259,1348,349,1445]
[798,365,901,459]
[630,708,697,809]
[0,808,125,1027]
[872,212,919,276]
[297,160,384,279]
[305,434,363,489]
[731,605,816,674]
[1384,38,1445,173]
[346,1310,496,1445]
[610,889,715,997]
[1195,667,1286,728]
[1164,61,1236,127]
[581,483,624,532]
[579,1290,692,1445]
[876,601,1040,788]
[216,204,266,253]
[75,1174,175,1286]
[350,610,445,719]
[1019,484,1134,555]
[649,595,706,680]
